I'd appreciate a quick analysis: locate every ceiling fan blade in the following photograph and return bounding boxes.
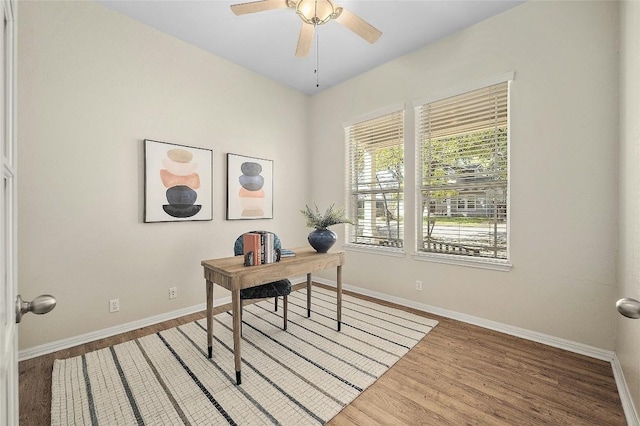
[295,22,315,57]
[230,0,288,16]
[334,8,382,44]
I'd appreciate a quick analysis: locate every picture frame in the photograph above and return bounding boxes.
[144,139,213,223]
[226,153,273,220]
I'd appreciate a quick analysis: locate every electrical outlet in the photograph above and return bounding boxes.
[169,287,177,299]
[415,280,423,291]
[109,298,119,313]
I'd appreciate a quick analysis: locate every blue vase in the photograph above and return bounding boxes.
[308,228,337,253]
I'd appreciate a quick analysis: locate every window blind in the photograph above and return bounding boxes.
[416,81,509,259]
[345,109,404,248]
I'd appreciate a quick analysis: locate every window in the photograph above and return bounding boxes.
[345,107,404,249]
[415,78,511,262]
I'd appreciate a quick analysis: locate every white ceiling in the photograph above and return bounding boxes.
[97,0,524,96]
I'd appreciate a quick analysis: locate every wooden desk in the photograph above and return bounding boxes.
[201,247,345,385]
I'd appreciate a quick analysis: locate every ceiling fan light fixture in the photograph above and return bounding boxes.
[231,0,382,65]
[289,0,342,26]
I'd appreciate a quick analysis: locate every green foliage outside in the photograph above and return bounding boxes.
[352,145,403,184]
[421,128,507,219]
[422,128,507,193]
[375,146,403,183]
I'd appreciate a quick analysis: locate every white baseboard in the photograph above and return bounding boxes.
[314,277,615,360]
[21,276,613,362]
[313,277,640,424]
[612,353,640,426]
[18,297,230,362]
[19,276,638,425]
[18,277,314,362]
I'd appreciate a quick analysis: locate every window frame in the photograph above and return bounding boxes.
[412,73,514,271]
[343,104,406,256]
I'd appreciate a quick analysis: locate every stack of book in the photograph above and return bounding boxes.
[242,231,277,266]
[279,249,296,258]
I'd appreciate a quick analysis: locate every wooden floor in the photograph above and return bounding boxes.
[19,284,626,425]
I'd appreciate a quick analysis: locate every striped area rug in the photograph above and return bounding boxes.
[51,286,438,425]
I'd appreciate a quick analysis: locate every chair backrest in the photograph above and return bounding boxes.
[234,232,282,256]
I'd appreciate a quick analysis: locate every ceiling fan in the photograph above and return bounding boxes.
[230,0,382,57]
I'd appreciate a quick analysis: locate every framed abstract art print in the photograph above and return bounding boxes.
[226,153,273,220]
[144,139,213,223]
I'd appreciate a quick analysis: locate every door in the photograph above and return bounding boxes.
[0,0,17,424]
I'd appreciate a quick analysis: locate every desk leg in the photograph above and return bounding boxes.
[231,289,242,385]
[206,280,214,358]
[337,265,342,331]
[306,273,312,317]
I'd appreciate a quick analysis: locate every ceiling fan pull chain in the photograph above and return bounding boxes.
[315,25,319,87]
[313,0,319,88]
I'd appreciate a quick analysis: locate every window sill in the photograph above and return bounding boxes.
[343,243,406,258]
[412,252,512,271]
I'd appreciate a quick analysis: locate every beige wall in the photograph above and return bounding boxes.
[17,1,310,349]
[309,0,620,350]
[617,0,640,415]
[18,0,623,357]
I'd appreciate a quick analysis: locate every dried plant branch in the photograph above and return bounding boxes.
[301,203,353,230]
